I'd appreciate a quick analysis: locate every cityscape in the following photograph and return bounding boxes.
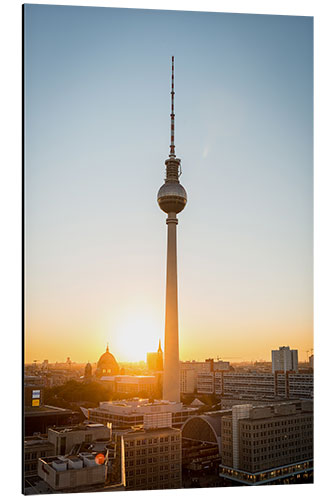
[24,344,314,493]
[23,5,313,496]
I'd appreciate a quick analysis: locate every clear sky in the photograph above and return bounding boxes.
[24,4,313,363]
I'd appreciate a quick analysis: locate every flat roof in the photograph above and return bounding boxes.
[50,423,107,433]
[115,426,181,437]
[25,405,76,416]
[24,438,53,448]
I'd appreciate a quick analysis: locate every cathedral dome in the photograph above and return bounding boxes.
[95,345,119,377]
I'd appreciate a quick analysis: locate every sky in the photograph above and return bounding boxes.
[24,4,313,363]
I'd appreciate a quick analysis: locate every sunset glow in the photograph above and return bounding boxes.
[24,6,313,365]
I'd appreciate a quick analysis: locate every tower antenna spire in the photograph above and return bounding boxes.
[170,56,176,158]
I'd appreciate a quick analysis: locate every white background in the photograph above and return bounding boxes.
[0,0,331,499]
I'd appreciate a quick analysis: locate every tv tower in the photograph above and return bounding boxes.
[157,56,187,402]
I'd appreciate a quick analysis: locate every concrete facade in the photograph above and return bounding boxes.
[24,435,55,478]
[158,58,187,403]
[116,425,182,490]
[220,401,313,481]
[48,423,111,456]
[195,370,313,399]
[272,346,298,373]
[38,455,106,491]
[86,399,197,430]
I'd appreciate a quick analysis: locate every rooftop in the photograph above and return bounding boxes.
[40,453,105,469]
[114,425,181,437]
[25,405,77,416]
[24,435,53,448]
[49,423,105,434]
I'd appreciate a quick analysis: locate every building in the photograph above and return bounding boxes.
[275,372,313,399]
[157,56,187,403]
[181,359,230,394]
[195,370,313,400]
[95,344,120,378]
[47,423,111,455]
[182,412,223,452]
[38,453,107,491]
[222,372,275,398]
[24,435,55,479]
[309,354,314,369]
[36,423,124,492]
[147,340,164,372]
[272,346,298,373]
[24,385,44,408]
[98,374,158,396]
[24,404,79,437]
[180,368,197,394]
[180,411,231,488]
[83,398,197,430]
[197,371,224,395]
[181,362,209,394]
[220,401,313,485]
[115,418,182,490]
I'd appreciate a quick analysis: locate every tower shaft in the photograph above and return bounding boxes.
[157,56,187,403]
[163,212,180,402]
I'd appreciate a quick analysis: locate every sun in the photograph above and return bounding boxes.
[111,311,163,362]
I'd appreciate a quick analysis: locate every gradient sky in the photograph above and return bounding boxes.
[24,5,313,363]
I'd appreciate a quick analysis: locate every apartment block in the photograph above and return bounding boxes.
[116,424,182,490]
[196,371,313,400]
[220,401,313,485]
[272,347,298,373]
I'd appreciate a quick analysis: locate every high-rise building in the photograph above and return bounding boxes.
[157,57,187,403]
[115,423,182,490]
[220,401,313,485]
[272,346,298,373]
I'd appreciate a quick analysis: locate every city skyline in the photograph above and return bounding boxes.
[24,5,313,364]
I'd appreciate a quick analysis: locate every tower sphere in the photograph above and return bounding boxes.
[157,157,187,214]
[157,181,187,214]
